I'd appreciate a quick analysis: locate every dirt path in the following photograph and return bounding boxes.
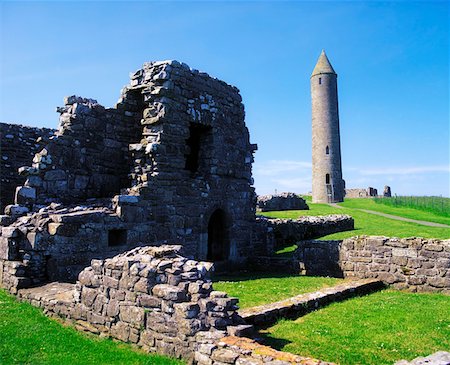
[328,203,450,228]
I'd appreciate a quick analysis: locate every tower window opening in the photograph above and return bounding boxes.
[185,124,212,173]
[326,146,329,155]
[325,173,330,184]
[319,77,322,85]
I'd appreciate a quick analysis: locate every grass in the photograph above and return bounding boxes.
[212,272,343,309]
[374,196,450,217]
[0,289,184,365]
[260,289,450,365]
[262,199,450,241]
[340,198,450,226]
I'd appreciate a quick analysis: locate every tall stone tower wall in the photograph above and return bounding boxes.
[311,51,345,203]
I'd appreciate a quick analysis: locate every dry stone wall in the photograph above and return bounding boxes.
[257,193,309,212]
[267,215,354,250]
[296,236,450,293]
[0,123,55,210]
[19,95,143,205]
[17,245,250,362]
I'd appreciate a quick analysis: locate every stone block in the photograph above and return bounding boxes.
[48,223,79,236]
[427,277,450,288]
[119,305,145,328]
[14,186,36,205]
[44,169,66,181]
[211,348,239,364]
[152,284,187,302]
[423,243,444,252]
[138,294,162,308]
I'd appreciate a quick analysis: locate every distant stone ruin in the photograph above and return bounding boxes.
[257,192,309,211]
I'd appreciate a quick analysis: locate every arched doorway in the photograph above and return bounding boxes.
[207,209,229,261]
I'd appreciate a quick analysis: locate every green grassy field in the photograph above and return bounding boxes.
[212,272,343,309]
[261,290,450,365]
[0,290,184,365]
[262,198,450,240]
[340,198,450,226]
[374,196,450,217]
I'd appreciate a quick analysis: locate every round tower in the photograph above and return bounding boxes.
[311,50,345,203]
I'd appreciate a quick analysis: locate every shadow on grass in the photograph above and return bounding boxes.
[255,332,293,351]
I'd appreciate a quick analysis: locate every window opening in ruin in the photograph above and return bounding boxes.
[326,146,329,155]
[326,173,330,184]
[185,124,212,173]
[207,209,230,262]
[108,229,127,246]
[319,77,322,85]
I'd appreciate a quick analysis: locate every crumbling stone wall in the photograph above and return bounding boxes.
[1,60,259,287]
[0,203,153,288]
[19,95,143,204]
[295,236,450,293]
[257,192,309,212]
[266,215,354,250]
[345,187,378,198]
[16,245,250,362]
[0,123,55,210]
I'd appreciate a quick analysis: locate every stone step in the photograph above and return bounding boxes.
[239,278,385,328]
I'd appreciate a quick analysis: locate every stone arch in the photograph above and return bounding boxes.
[207,208,230,262]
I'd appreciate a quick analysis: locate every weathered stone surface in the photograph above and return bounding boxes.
[257,193,309,212]
[0,123,55,211]
[394,351,450,365]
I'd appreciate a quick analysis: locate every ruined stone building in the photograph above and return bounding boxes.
[0,60,261,288]
[311,50,345,203]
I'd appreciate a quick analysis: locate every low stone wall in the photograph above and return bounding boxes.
[16,245,250,362]
[257,193,309,212]
[340,237,450,293]
[268,215,354,249]
[239,279,384,328]
[296,237,450,293]
[0,123,55,210]
[196,336,335,365]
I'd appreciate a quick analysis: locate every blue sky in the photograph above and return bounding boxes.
[1,1,449,197]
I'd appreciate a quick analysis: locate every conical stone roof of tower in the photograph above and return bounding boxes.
[311,50,336,77]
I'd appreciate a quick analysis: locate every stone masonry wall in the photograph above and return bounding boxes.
[257,192,309,212]
[19,95,143,205]
[267,215,354,250]
[16,245,249,362]
[296,236,450,293]
[0,123,55,210]
[345,187,377,198]
[1,60,259,287]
